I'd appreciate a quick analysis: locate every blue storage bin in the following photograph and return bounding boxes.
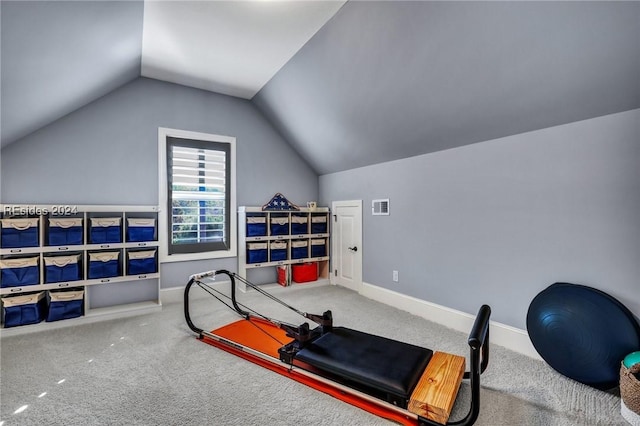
[88,251,119,279]
[1,218,39,248]
[44,254,81,283]
[246,216,267,237]
[127,218,156,242]
[270,216,289,236]
[247,242,268,264]
[48,217,83,246]
[90,217,121,244]
[270,241,287,262]
[47,289,84,322]
[291,240,308,260]
[2,291,47,327]
[1,256,40,288]
[127,249,156,275]
[311,215,328,234]
[311,239,327,257]
[291,215,308,235]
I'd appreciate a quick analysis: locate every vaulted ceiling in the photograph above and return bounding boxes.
[0,0,345,148]
[2,1,639,175]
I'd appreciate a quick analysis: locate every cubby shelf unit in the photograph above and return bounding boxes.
[237,206,330,291]
[0,204,162,335]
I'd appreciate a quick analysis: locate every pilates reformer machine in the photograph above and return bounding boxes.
[184,270,491,426]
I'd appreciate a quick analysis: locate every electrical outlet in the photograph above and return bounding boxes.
[392,270,399,282]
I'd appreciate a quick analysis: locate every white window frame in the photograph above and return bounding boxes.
[158,127,237,263]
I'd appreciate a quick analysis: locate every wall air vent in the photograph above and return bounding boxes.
[372,199,390,216]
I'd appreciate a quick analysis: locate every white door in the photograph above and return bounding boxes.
[331,200,362,293]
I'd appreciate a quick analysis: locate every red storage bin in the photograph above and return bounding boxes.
[292,263,318,284]
[277,265,288,286]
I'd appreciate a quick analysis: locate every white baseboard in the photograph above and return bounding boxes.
[360,282,542,360]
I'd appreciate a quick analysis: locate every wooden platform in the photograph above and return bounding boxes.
[408,351,466,424]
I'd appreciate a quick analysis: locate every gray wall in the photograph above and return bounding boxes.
[1,77,319,288]
[1,0,144,147]
[320,109,640,330]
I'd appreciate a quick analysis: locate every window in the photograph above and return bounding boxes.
[158,128,236,262]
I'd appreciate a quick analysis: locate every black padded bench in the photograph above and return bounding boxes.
[294,327,433,407]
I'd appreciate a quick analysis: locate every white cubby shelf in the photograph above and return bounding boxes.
[237,206,330,291]
[0,204,162,335]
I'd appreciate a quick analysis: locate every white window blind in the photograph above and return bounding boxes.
[170,146,226,246]
[165,135,232,256]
